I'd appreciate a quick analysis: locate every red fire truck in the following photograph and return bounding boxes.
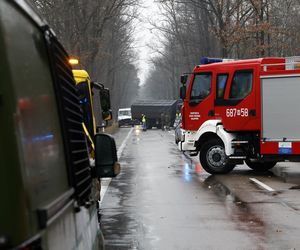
[179,57,300,174]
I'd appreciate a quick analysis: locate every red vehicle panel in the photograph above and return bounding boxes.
[261,142,300,155]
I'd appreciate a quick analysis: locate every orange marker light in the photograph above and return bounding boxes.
[69,58,79,65]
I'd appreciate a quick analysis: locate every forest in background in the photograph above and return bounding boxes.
[29,0,140,121]
[140,0,300,100]
[29,0,300,113]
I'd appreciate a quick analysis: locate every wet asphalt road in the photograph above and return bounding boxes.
[101,127,300,250]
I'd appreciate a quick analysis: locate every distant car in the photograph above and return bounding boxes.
[174,117,183,144]
[118,108,132,127]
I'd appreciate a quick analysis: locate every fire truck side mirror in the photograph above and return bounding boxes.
[94,133,120,178]
[180,74,188,85]
[180,85,186,100]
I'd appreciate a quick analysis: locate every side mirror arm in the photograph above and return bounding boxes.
[91,81,104,90]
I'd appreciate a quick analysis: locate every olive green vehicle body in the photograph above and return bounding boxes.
[0,1,111,249]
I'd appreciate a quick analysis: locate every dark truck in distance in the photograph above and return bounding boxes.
[0,1,118,249]
[131,100,177,129]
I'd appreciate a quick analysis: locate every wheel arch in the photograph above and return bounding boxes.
[195,132,220,151]
[194,120,236,156]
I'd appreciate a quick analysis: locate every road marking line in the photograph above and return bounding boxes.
[117,128,133,158]
[249,178,275,192]
[100,128,133,203]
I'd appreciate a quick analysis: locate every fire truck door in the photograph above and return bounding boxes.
[215,68,258,131]
[185,72,214,131]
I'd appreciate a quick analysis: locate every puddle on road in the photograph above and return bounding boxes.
[170,154,207,181]
[101,156,160,250]
[105,131,269,249]
[171,155,268,249]
[101,161,141,249]
[203,176,266,245]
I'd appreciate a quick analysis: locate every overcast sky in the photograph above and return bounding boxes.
[134,0,162,85]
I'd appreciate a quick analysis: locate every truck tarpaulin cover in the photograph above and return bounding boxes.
[131,100,177,120]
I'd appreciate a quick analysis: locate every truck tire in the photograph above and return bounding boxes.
[245,159,276,172]
[199,139,235,174]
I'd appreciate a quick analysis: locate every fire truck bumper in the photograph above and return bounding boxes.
[178,131,197,151]
[178,141,196,151]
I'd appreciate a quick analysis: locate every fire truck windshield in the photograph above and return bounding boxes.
[190,73,212,100]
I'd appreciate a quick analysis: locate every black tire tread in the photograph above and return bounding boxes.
[245,159,276,172]
[199,138,235,174]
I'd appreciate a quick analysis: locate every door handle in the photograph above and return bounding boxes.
[208,110,215,116]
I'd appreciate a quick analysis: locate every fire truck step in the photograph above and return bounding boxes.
[231,141,249,144]
[229,156,246,160]
[189,151,198,157]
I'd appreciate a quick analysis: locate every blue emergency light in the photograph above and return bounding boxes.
[200,57,223,65]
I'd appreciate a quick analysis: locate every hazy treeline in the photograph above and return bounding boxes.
[141,0,300,100]
[29,0,140,120]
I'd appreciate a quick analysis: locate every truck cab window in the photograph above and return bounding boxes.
[190,73,212,100]
[77,82,94,137]
[216,74,228,99]
[229,71,253,99]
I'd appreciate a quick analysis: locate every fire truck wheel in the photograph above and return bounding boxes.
[200,139,235,174]
[245,159,277,172]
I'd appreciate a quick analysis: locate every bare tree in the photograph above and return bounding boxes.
[141,0,300,100]
[30,0,141,119]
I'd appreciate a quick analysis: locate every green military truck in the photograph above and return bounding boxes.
[0,1,118,249]
[131,99,178,129]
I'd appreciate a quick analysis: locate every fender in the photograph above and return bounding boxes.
[195,120,221,138]
[215,125,236,156]
[196,120,236,155]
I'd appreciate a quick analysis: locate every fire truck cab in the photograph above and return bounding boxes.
[179,57,300,174]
